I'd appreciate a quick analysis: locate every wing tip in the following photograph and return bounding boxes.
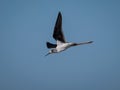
[58,11,62,17]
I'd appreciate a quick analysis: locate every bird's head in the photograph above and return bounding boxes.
[45,49,57,56]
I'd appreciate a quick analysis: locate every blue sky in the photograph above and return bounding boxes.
[0,0,120,90]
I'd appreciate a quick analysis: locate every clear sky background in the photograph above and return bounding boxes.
[0,0,120,90]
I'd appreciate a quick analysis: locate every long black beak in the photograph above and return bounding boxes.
[45,52,50,56]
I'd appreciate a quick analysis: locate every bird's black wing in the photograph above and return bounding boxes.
[46,42,57,48]
[53,12,66,43]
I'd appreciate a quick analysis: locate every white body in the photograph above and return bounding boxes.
[56,42,73,52]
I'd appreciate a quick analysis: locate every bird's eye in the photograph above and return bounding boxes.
[51,49,54,52]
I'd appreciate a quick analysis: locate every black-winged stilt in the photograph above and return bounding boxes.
[45,12,93,56]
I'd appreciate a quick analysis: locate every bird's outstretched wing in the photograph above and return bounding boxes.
[53,12,66,43]
[46,42,57,48]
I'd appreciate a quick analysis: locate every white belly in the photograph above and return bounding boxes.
[56,43,72,52]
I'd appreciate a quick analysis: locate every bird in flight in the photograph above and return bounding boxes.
[45,12,93,56]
